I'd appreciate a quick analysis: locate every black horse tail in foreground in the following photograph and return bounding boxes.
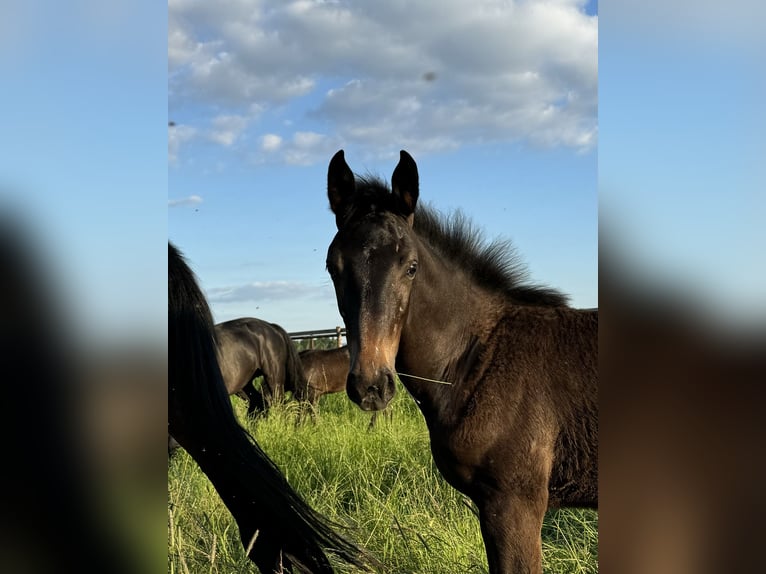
[169,242,375,574]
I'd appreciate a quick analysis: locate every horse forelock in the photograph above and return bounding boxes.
[336,176,409,227]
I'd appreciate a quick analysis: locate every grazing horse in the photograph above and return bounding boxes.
[299,345,388,429]
[169,318,308,455]
[323,151,597,574]
[216,317,309,417]
[168,242,375,574]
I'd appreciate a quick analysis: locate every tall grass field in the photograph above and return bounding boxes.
[168,381,598,573]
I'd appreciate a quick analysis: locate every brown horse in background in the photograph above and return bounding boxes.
[299,346,350,405]
[299,345,388,429]
[216,317,309,417]
[324,151,597,574]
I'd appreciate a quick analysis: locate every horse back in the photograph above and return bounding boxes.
[214,318,271,393]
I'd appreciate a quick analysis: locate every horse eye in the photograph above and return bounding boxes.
[406,261,418,278]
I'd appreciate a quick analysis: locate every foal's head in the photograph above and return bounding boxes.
[325,150,420,411]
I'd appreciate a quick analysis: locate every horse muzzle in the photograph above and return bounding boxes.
[346,369,396,411]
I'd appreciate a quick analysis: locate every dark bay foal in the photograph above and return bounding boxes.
[323,151,597,574]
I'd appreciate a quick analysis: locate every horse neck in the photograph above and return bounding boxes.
[396,241,502,421]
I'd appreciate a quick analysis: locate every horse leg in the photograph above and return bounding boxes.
[300,389,320,425]
[290,381,313,426]
[297,395,319,426]
[293,397,312,427]
[260,375,275,410]
[477,490,548,574]
[242,380,267,418]
[308,387,319,415]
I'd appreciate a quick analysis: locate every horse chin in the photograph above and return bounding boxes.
[358,395,389,412]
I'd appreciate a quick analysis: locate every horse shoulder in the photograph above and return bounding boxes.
[434,307,595,499]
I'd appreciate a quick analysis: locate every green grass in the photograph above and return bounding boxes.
[168,384,598,573]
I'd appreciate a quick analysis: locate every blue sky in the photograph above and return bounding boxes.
[600,0,765,326]
[1,2,167,345]
[4,0,761,347]
[169,0,599,332]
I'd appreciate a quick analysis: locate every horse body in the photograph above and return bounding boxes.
[216,317,308,416]
[324,150,597,574]
[399,296,598,508]
[298,345,350,404]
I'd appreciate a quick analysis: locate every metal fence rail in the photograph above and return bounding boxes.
[288,326,346,349]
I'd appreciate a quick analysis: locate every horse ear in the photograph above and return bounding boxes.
[327,150,355,220]
[391,150,419,223]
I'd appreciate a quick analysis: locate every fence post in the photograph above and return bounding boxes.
[336,326,342,348]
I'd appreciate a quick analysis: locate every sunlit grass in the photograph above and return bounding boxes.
[168,383,597,573]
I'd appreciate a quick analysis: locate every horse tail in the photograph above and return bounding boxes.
[169,243,376,573]
[274,324,310,403]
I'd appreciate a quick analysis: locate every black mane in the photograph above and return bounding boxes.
[354,176,569,307]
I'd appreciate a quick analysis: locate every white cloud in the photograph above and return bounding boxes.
[257,131,341,166]
[169,0,597,159]
[260,133,283,151]
[284,131,330,164]
[168,194,202,208]
[207,280,319,303]
[293,131,324,148]
[209,113,250,146]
